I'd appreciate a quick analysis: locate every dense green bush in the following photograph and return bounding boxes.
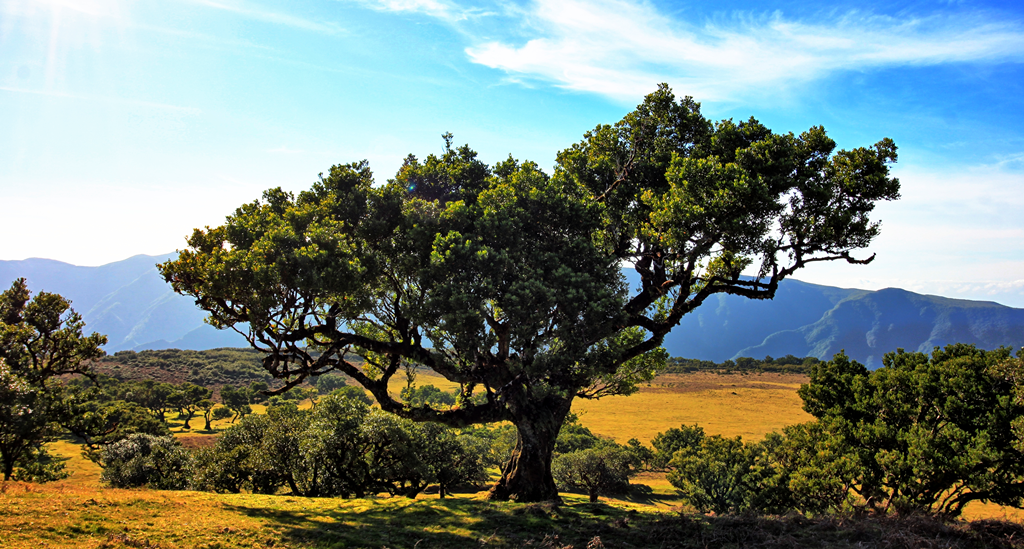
[101,434,192,489]
[552,445,635,502]
[189,391,486,498]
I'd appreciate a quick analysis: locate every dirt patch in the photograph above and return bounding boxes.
[176,434,218,450]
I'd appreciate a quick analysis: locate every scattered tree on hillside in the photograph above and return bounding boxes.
[219,385,253,422]
[169,382,212,430]
[160,85,900,501]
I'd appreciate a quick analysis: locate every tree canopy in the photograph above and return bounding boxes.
[160,85,900,501]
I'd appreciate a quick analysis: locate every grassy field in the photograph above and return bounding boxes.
[3,371,1023,548]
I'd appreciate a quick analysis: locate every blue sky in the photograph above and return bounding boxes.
[2,0,1024,305]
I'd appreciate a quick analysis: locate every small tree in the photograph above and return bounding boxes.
[667,434,749,514]
[60,395,171,464]
[0,358,63,480]
[651,423,706,469]
[220,385,253,422]
[0,279,106,480]
[553,444,635,502]
[122,380,176,422]
[418,422,487,498]
[197,399,217,430]
[315,373,348,395]
[169,382,212,430]
[400,384,456,409]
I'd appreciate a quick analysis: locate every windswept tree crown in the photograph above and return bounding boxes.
[160,85,899,500]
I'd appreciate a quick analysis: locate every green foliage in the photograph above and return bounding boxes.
[554,412,603,454]
[330,385,373,405]
[795,344,1024,517]
[60,392,171,463]
[658,344,1024,518]
[315,373,348,395]
[219,384,255,422]
[400,384,456,409]
[651,424,706,469]
[101,433,193,490]
[667,433,749,514]
[168,382,212,430]
[191,390,485,499]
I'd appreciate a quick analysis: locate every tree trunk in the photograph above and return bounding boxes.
[486,392,572,503]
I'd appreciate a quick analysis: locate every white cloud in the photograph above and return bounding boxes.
[463,0,1024,101]
[794,163,1024,307]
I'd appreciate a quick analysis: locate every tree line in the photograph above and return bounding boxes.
[100,342,1024,518]
[663,355,821,375]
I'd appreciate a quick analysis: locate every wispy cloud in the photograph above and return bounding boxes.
[348,0,493,22]
[0,85,201,113]
[187,0,344,34]
[462,0,1024,101]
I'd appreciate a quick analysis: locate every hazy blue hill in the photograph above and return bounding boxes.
[0,254,175,313]
[0,253,247,352]
[733,288,1024,368]
[133,324,250,352]
[657,278,867,362]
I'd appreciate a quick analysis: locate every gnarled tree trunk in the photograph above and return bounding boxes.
[487,391,572,502]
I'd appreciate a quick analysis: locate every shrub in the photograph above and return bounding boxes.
[101,434,192,489]
[553,444,635,502]
[667,434,749,515]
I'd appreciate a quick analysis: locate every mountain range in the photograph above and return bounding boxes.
[2,254,1023,368]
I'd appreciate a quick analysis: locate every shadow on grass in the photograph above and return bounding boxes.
[221,495,643,548]
[220,495,1024,549]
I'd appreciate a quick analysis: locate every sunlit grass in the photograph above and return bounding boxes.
[573,372,812,444]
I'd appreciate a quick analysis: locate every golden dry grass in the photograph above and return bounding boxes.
[573,372,812,444]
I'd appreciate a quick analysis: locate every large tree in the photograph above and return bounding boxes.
[160,85,900,501]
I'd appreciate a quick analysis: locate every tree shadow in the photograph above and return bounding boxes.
[220,495,640,548]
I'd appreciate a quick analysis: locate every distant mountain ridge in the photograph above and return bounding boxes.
[658,280,1024,368]
[2,254,1023,367]
[0,254,247,352]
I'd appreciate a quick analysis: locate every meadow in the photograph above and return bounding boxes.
[3,371,1023,548]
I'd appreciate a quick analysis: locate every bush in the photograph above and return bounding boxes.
[651,424,705,469]
[553,444,635,502]
[667,434,749,515]
[797,345,1024,517]
[101,434,192,489]
[315,373,348,395]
